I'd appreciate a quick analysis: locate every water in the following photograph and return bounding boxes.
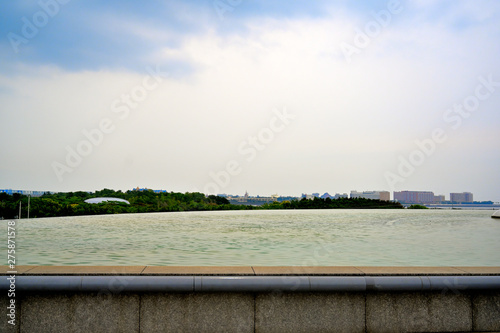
[2,209,499,266]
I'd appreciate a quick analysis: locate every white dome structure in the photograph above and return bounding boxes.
[84,197,130,204]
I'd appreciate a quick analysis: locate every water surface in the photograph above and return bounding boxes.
[2,209,499,266]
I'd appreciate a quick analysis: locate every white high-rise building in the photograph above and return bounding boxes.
[450,192,473,203]
[350,190,390,201]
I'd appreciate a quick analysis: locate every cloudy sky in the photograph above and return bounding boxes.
[1,0,499,201]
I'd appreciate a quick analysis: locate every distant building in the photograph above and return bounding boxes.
[85,197,130,204]
[0,189,46,197]
[133,187,166,193]
[379,191,390,201]
[450,192,473,203]
[393,191,435,204]
[277,196,299,202]
[303,192,351,200]
[434,195,445,203]
[227,192,277,205]
[350,190,390,201]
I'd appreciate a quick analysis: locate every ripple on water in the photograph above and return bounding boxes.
[2,209,500,266]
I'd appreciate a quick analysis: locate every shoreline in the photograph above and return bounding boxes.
[2,205,497,221]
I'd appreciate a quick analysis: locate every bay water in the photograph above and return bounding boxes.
[2,209,499,266]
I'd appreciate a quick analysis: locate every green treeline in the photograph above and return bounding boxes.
[0,189,249,219]
[407,204,429,209]
[262,197,403,210]
[0,189,402,219]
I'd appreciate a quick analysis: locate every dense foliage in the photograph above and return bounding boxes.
[0,189,402,219]
[407,204,429,209]
[263,197,403,210]
[0,189,249,219]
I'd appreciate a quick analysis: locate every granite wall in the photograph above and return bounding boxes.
[1,290,499,332]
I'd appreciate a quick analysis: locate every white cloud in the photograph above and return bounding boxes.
[1,5,499,200]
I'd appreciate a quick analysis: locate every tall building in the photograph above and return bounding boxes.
[350,190,391,201]
[450,192,473,203]
[379,191,391,201]
[434,195,445,203]
[301,193,321,199]
[393,191,435,204]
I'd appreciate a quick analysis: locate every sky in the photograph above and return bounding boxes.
[0,0,499,201]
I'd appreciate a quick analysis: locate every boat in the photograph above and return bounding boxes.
[492,210,500,219]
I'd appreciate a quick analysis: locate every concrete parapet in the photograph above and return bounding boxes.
[366,292,471,332]
[3,290,499,332]
[472,291,500,332]
[1,296,18,333]
[1,266,499,332]
[256,292,365,333]
[140,293,254,333]
[19,292,139,333]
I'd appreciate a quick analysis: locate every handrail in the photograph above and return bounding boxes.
[2,276,500,292]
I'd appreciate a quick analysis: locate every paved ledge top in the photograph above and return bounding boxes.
[1,266,500,276]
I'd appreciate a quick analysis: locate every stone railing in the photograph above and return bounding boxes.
[1,266,499,332]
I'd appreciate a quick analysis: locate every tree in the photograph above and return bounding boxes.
[408,204,428,209]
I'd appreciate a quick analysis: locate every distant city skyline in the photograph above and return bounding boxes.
[1,1,499,202]
[3,187,497,204]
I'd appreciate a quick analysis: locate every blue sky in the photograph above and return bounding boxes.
[3,0,477,71]
[1,0,500,201]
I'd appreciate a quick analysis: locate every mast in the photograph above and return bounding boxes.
[19,201,21,219]
[28,195,30,219]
